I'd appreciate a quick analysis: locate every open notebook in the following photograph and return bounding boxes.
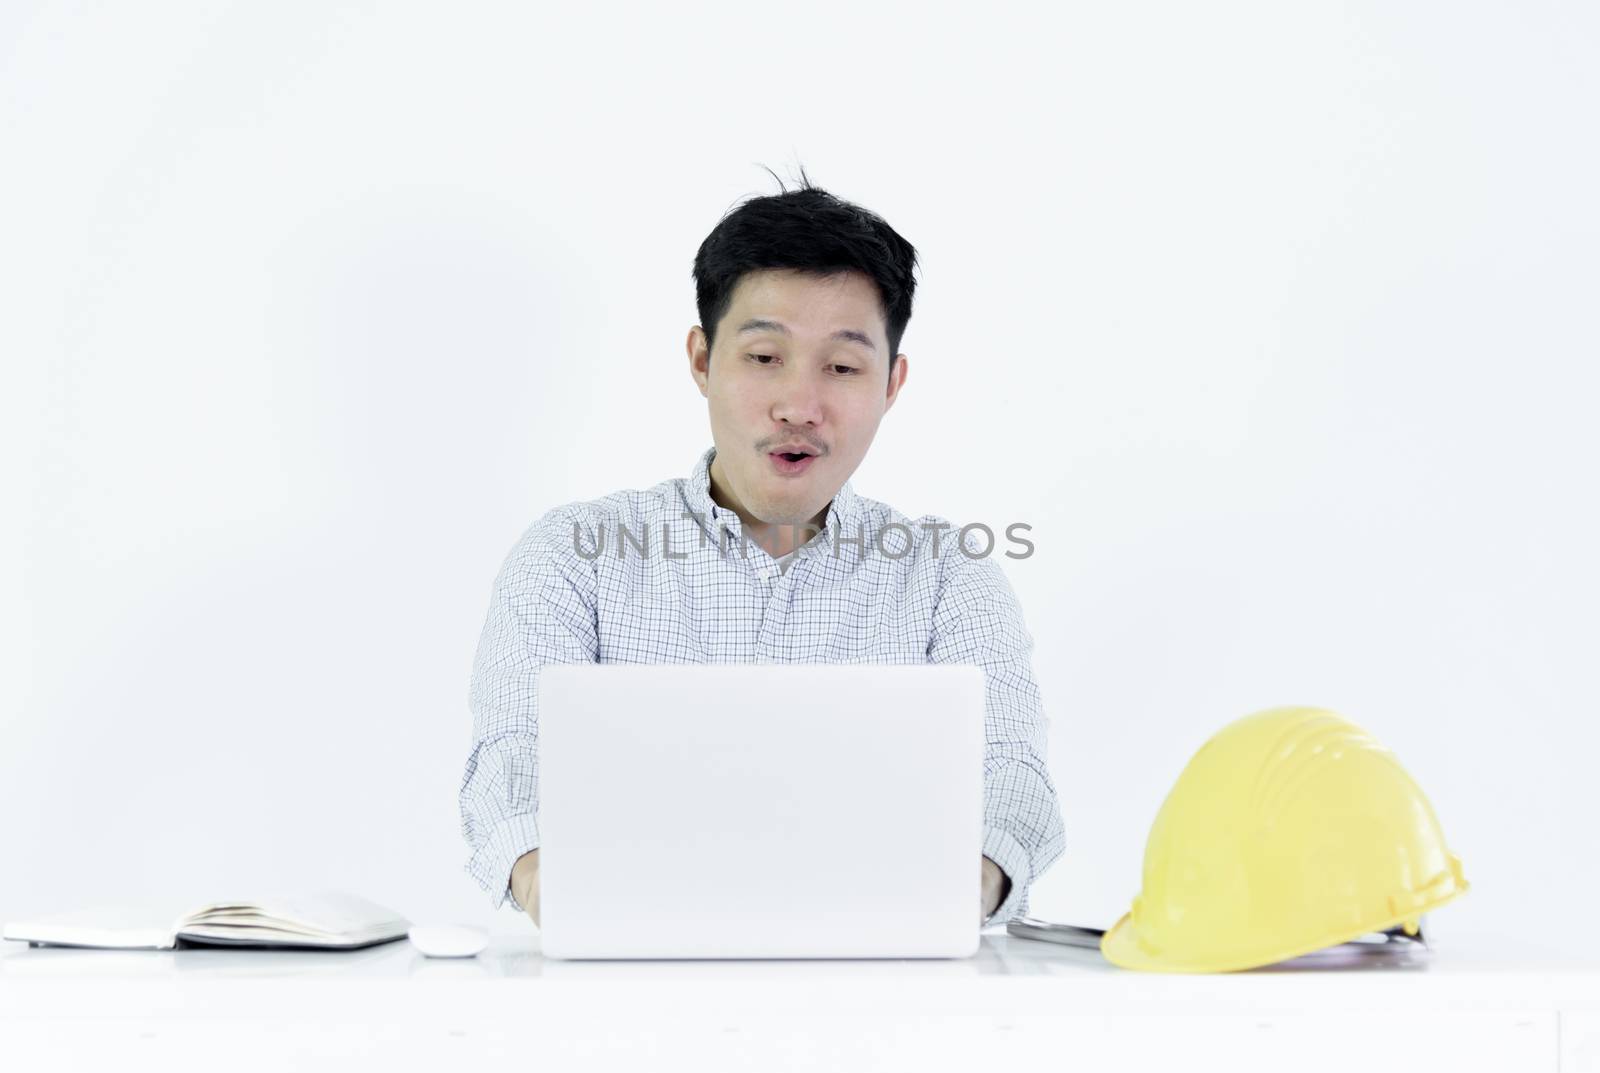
[2,891,409,951]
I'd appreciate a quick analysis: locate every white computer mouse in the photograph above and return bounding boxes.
[407,923,489,958]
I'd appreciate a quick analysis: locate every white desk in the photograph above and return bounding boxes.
[3,927,1597,1071]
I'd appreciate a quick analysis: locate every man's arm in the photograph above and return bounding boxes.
[930,533,1065,926]
[459,506,599,914]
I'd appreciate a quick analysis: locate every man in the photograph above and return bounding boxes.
[458,170,1065,932]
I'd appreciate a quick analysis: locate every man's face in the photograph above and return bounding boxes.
[687,268,908,534]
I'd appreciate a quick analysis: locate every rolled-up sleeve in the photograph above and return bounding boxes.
[459,506,600,910]
[928,536,1065,926]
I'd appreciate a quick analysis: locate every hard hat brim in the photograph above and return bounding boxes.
[1100,877,1469,974]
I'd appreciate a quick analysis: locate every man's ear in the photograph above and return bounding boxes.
[688,327,711,397]
[883,353,909,413]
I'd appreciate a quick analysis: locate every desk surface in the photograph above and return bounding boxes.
[2,923,1596,981]
[3,928,1598,1072]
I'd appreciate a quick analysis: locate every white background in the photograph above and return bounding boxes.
[3,1,1596,951]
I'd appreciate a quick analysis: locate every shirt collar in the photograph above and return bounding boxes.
[682,443,862,556]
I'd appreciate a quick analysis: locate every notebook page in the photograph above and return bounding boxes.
[179,890,406,938]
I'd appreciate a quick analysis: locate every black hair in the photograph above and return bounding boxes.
[692,164,919,381]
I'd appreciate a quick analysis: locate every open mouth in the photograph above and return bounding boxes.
[768,451,818,475]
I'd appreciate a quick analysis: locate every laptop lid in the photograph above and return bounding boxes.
[537,663,985,960]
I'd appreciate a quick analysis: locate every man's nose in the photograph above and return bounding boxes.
[771,370,825,426]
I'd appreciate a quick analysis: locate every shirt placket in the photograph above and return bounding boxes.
[754,556,784,659]
[699,491,844,662]
[704,509,780,655]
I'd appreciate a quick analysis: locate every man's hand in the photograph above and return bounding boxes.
[981,855,1010,924]
[511,849,541,928]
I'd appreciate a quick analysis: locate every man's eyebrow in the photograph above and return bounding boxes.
[734,318,876,353]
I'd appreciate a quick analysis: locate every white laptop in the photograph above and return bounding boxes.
[536,663,986,960]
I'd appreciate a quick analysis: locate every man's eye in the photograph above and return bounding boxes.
[745,353,855,375]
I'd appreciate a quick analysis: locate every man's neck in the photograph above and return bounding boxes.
[707,457,827,560]
[743,518,827,561]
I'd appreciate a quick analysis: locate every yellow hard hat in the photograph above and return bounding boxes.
[1101,705,1468,973]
